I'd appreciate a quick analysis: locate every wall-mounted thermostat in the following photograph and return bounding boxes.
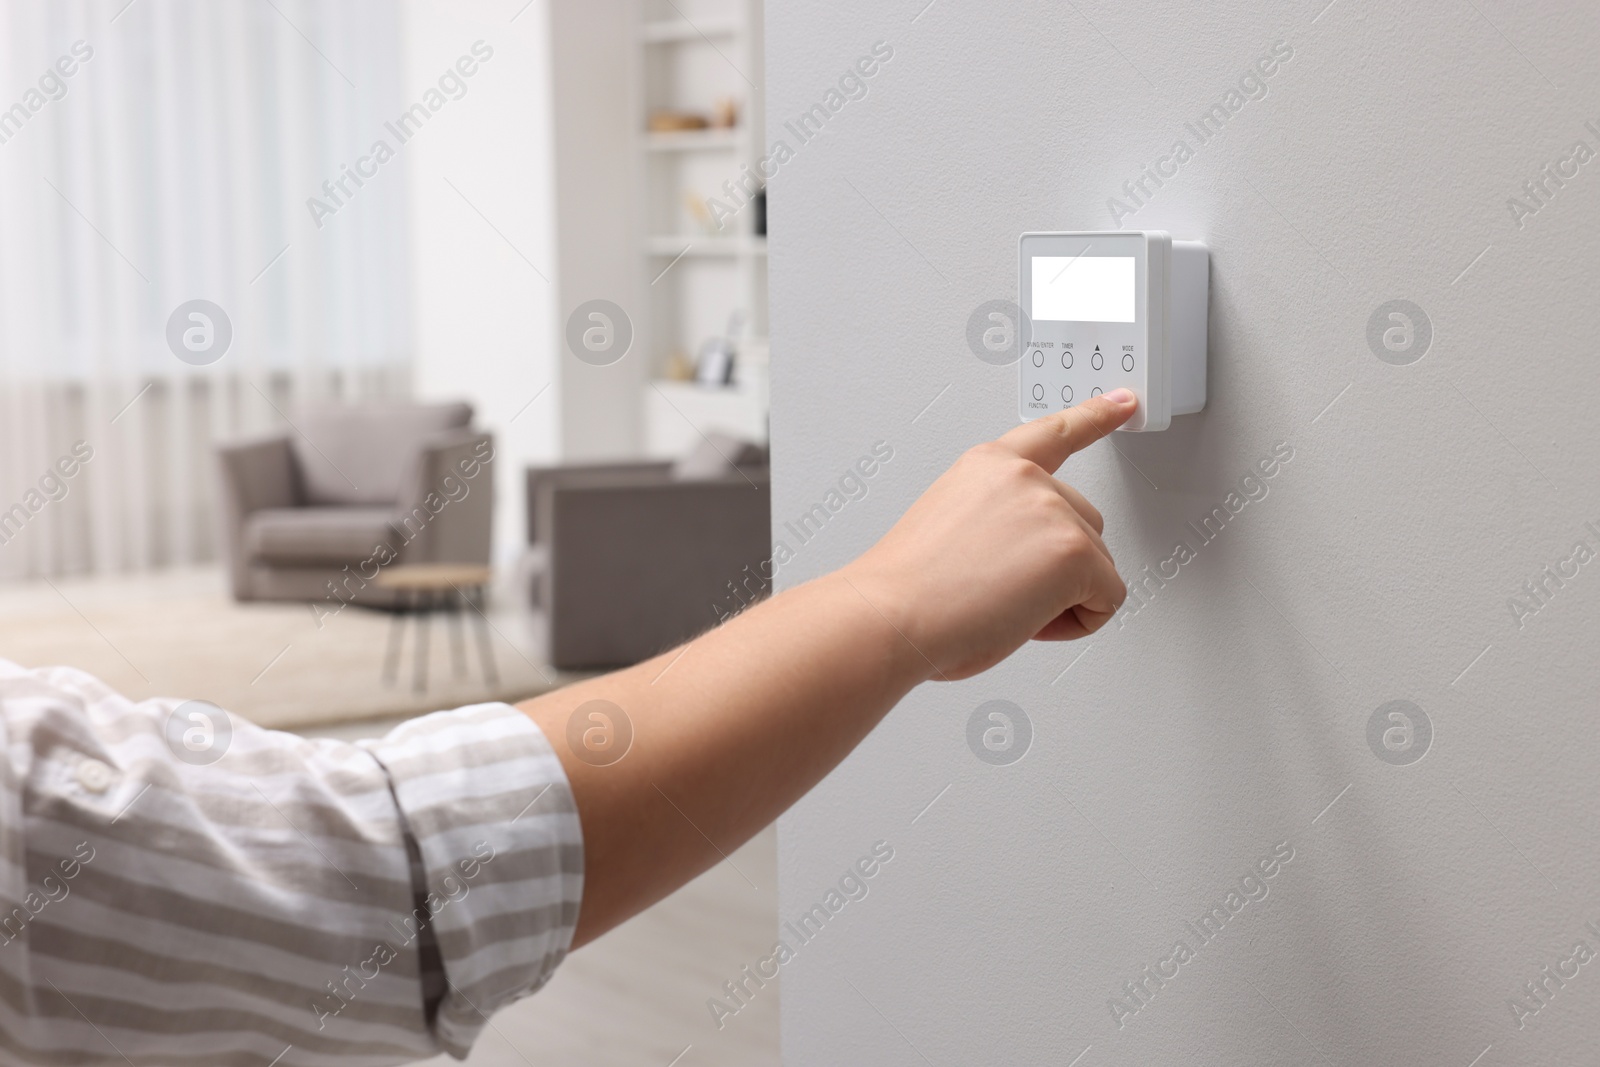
[1019,231,1208,432]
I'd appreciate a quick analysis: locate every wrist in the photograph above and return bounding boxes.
[829,561,940,688]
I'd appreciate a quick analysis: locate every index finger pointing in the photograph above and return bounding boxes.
[997,389,1138,472]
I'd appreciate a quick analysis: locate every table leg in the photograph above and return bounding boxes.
[413,589,432,694]
[449,590,468,680]
[470,585,499,687]
[382,596,405,687]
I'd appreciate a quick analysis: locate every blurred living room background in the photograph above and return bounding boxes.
[0,0,776,1063]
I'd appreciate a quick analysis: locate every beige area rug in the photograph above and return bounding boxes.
[0,567,564,730]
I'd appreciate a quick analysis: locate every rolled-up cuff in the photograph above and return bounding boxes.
[361,702,583,1059]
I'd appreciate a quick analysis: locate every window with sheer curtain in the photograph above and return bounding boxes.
[0,0,413,580]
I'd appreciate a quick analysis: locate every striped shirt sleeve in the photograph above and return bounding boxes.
[0,658,584,1066]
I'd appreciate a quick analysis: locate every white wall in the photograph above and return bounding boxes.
[768,3,1600,1065]
[403,0,647,568]
[403,0,560,566]
[547,0,646,461]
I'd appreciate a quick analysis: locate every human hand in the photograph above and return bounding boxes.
[841,389,1137,680]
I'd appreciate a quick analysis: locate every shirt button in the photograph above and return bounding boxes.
[76,759,115,793]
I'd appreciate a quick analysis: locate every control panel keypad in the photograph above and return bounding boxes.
[1021,339,1139,414]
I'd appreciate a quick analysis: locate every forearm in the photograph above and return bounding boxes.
[518,568,929,947]
[519,392,1138,948]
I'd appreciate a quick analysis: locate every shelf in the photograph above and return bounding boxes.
[650,379,760,394]
[645,377,768,458]
[646,128,741,152]
[646,236,767,257]
[640,18,741,43]
[637,0,767,398]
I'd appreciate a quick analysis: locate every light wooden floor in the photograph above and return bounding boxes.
[0,567,561,730]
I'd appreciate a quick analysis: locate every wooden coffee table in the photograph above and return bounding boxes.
[374,564,498,693]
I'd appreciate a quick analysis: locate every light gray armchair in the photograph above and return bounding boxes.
[217,402,494,605]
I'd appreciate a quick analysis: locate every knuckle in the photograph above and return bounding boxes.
[1001,453,1043,485]
[1035,484,1069,518]
[1052,524,1092,560]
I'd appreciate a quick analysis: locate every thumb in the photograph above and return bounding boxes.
[996,389,1138,472]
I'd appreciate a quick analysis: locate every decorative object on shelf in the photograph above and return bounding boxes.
[694,310,746,387]
[648,109,708,132]
[694,337,735,387]
[682,192,720,234]
[711,95,739,128]
[663,348,696,381]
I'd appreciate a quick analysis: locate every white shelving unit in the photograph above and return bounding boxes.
[644,234,766,257]
[645,129,742,152]
[635,0,768,459]
[639,16,740,43]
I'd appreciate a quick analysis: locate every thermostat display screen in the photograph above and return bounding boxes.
[1031,255,1136,323]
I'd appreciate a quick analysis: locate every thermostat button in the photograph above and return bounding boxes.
[1090,387,1103,397]
[1091,351,1103,370]
[1031,349,1044,367]
[1061,351,1073,369]
[1061,385,1073,403]
[1122,353,1135,371]
[1031,383,1045,401]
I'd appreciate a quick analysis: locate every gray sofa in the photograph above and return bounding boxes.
[526,436,770,669]
[217,402,493,605]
